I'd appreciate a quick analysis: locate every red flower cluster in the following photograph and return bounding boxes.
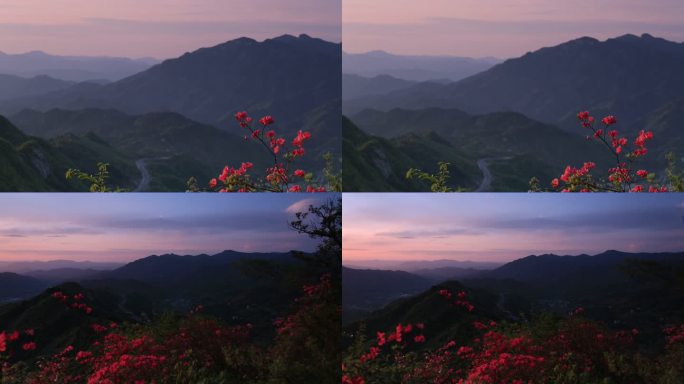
[209,111,326,192]
[664,324,684,345]
[189,304,204,315]
[22,342,37,351]
[52,291,93,314]
[24,317,254,384]
[275,274,333,337]
[439,289,475,312]
[302,274,332,298]
[551,111,666,192]
[570,307,585,316]
[342,374,365,384]
[0,328,38,355]
[343,282,660,384]
[90,324,109,334]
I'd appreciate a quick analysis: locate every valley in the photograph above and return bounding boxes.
[343,34,684,192]
[0,35,341,191]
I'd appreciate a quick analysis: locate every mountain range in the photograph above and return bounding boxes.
[344,34,684,131]
[0,74,75,102]
[9,108,264,191]
[342,74,417,100]
[0,249,319,340]
[343,34,684,191]
[344,250,684,339]
[344,108,611,191]
[0,34,341,191]
[0,260,123,274]
[1,35,340,131]
[0,50,158,81]
[343,50,499,82]
[344,258,501,271]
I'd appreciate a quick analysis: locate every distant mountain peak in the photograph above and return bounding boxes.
[270,34,312,42]
[567,36,600,45]
[366,50,391,56]
[23,50,49,57]
[613,33,657,41]
[231,36,257,44]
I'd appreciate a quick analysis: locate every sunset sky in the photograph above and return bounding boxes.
[0,194,333,263]
[343,0,684,57]
[343,194,684,263]
[0,0,341,58]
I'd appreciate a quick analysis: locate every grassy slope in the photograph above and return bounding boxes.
[343,117,480,191]
[344,109,614,191]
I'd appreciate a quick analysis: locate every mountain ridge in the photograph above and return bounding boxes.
[342,33,684,153]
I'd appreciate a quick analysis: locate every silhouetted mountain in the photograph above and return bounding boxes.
[345,259,501,271]
[410,267,487,282]
[343,74,416,100]
[487,250,684,292]
[0,260,123,274]
[103,250,293,284]
[342,267,432,322]
[22,269,106,285]
[344,108,611,191]
[0,282,135,359]
[0,50,157,81]
[344,34,684,146]
[0,248,329,357]
[0,273,48,303]
[347,251,684,350]
[0,74,75,101]
[345,281,510,349]
[452,250,684,329]
[343,50,499,81]
[1,35,341,157]
[395,259,502,271]
[91,249,330,338]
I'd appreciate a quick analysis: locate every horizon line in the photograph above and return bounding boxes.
[0,249,303,264]
[342,32,682,60]
[0,33,339,60]
[342,249,684,264]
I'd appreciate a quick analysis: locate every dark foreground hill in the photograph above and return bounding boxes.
[342,267,432,323]
[0,273,48,303]
[0,248,333,360]
[347,251,684,349]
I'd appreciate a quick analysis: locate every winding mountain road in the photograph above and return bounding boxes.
[475,157,513,192]
[133,157,170,192]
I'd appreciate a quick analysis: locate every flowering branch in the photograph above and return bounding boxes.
[208,111,327,193]
[549,111,668,192]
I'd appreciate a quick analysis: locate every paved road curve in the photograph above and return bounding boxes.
[475,157,512,192]
[133,157,170,192]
